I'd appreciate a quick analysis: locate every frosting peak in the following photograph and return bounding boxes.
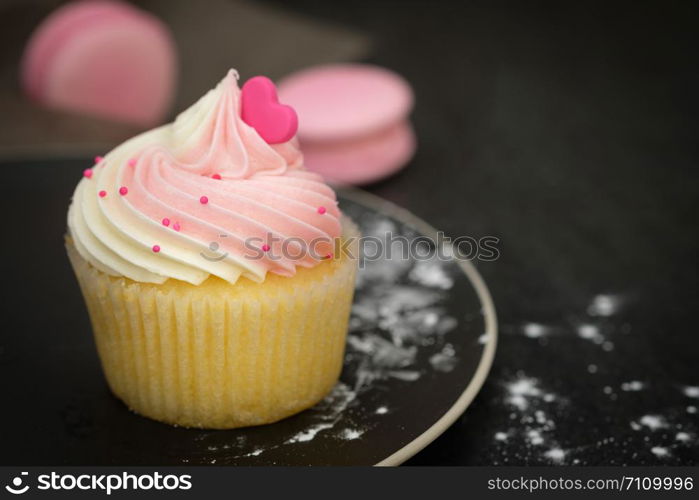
[68,70,341,285]
[169,70,297,178]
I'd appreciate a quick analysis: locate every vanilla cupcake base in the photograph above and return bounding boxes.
[66,223,358,429]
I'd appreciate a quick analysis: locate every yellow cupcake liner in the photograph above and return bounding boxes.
[66,222,358,429]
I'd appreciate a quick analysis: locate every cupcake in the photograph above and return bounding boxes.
[66,70,359,429]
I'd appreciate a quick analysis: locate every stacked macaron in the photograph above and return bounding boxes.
[278,64,415,185]
[21,0,176,126]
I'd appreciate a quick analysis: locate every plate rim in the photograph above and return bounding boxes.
[337,187,498,466]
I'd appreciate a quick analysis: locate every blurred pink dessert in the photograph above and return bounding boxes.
[21,0,177,126]
[278,63,416,185]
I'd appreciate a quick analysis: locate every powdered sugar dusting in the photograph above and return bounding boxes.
[284,382,358,445]
[577,324,605,344]
[348,256,460,388]
[544,448,567,463]
[494,432,509,442]
[286,424,335,444]
[492,372,567,464]
[587,294,621,317]
[522,323,548,338]
[340,428,365,440]
[430,343,458,372]
[675,432,691,443]
[528,429,544,445]
[493,289,698,466]
[683,386,699,399]
[651,446,670,458]
[409,260,454,289]
[634,415,669,431]
[505,376,544,411]
[621,381,645,392]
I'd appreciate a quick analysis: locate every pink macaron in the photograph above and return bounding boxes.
[277,64,415,185]
[21,0,177,126]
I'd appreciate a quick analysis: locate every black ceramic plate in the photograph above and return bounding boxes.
[0,160,496,466]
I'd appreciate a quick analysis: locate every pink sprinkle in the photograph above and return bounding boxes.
[94,155,103,164]
[98,190,107,198]
[83,168,93,179]
[325,253,334,259]
[261,244,271,252]
[317,206,327,214]
[212,174,222,180]
[152,245,160,253]
[200,196,209,204]
[162,218,170,227]
[119,186,128,196]
[172,222,181,232]
[128,158,137,167]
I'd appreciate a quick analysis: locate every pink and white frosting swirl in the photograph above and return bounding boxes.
[68,70,341,285]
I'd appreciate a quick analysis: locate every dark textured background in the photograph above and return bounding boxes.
[1,0,698,465]
[266,0,699,465]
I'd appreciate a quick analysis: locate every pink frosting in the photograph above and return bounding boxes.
[70,70,342,284]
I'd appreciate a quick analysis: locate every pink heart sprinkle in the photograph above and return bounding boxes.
[241,76,298,144]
